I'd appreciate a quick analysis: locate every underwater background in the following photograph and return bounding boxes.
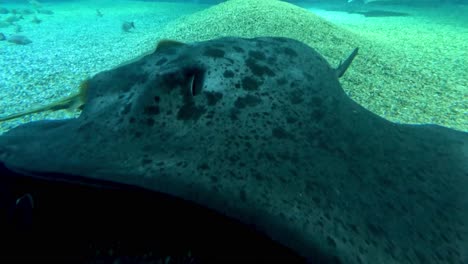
[0,0,466,133]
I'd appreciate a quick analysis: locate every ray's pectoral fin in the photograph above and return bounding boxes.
[335,47,359,78]
[0,79,89,122]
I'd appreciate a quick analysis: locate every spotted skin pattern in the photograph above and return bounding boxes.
[0,37,467,264]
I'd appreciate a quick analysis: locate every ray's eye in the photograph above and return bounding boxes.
[185,67,205,97]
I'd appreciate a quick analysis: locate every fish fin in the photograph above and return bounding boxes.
[335,48,359,78]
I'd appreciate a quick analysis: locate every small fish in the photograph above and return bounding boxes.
[5,15,24,24]
[0,7,9,14]
[122,21,135,32]
[6,34,32,45]
[96,9,103,17]
[37,9,53,15]
[31,16,42,24]
[21,9,34,15]
[0,32,5,41]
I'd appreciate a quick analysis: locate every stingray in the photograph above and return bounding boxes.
[0,37,467,263]
[322,6,410,17]
[353,10,410,17]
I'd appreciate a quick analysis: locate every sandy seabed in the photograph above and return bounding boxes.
[0,0,466,134]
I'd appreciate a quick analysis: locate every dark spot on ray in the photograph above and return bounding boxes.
[134,131,142,138]
[276,78,287,85]
[349,224,359,234]
[310,96,323,106]
[267,56,277,64]
[146,118,155,127]
[414,249,428,263]
[203,48,225,58]
[289,90,304,104]
[248,51,266,60]
[327,236,337,248]
[229,108,240,121]
[204,91,223,106]
[141,159,152,165]
[154,96,160,103]
[378,177,394,187]
[367,223,385,237]
[286,117,297,124]
[210,176,218,183]
[223,70,235,78]
[258,152,277,162]
[253,172,264,181]
[177,102,206,121]
[240,189,247,203]
[290,80,300,88]
[246,58,275,77]
[156,57,168,66]
[304,72,315,82]
[129,117,136,123]
[142,145,152,152]
[284,47,298,57]
[233,46,244,53]
[272,127,292,139]
[312,196,321,204]
[144,105,160,116]
[228,155,240,163]
[197,163,210,170]
[241,76,261,91]
[311,109,324,121]
[234,95,262,109]
[234,83,241,89]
